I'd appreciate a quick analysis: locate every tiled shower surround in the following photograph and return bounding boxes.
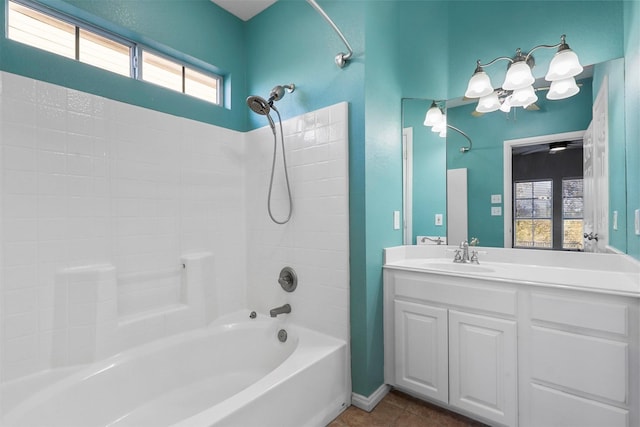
[0,71,350,382]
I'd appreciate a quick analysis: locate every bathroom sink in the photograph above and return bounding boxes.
[420,261,495,274]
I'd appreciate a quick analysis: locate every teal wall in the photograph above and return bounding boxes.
[624,0,640,259]
[446,84,593,247]
[0,0,247,130]
[593,58,627,253]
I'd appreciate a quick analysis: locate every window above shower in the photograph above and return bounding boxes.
[7,0,222,106]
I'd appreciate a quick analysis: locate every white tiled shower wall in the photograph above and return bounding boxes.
[0,72,246,381]
[0,72,350,382]
[246,103,350,342]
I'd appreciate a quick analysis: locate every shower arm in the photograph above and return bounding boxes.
[447,124,473,153]
[306,0,353,68]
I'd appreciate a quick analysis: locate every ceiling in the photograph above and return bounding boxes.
[210,0,277,21]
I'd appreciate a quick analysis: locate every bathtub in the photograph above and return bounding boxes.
[1,311,349,427]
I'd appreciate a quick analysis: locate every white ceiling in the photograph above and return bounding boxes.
[210,0,277,21]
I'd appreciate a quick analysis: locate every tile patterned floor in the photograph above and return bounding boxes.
[327,389,489,427]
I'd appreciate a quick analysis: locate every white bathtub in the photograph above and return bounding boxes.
[1,311,349,427]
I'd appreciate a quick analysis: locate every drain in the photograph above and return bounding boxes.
[277,329,288,342]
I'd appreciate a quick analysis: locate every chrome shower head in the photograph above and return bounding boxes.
[247,95,271,116]
[246,95,276,132]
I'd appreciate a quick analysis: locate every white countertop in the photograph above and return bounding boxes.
[384,246,640,297]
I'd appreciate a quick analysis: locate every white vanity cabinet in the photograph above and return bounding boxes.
[385,270,518,427]
[384,263,640,427]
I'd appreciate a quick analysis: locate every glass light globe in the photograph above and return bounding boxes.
[432,120,446,133]
[476,91,501,113]
[465,71,494,98]
[502,61,535,91]
[424,103,444,126]
[510,85,538,107]
[545,49,583,81]
[547,77,580,100]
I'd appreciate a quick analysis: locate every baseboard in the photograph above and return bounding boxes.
[351,384,391,412]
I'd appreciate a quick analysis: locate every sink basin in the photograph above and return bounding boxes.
[421,262,495,274]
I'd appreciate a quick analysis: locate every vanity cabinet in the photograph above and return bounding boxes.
[384,266,639,427]
[386,271,518,427]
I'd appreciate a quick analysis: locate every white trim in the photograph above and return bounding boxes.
[351,384,391,412]
[403,127,413,245]
[503,130,586,248]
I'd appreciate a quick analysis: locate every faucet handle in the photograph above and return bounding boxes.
[453,249,463,263]
[470,250,479,264]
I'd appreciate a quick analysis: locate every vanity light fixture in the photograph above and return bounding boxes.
[423,101,472,153]
[465,35,583,113]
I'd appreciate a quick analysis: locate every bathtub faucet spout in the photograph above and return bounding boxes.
[270,303,291,317]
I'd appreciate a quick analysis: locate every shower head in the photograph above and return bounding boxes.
[246,95,276,132]
[247,95,271,116]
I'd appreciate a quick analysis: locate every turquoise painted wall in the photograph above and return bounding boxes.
[0,0,247,130]
[446,81,593,247]
[623,0,640,259]
[593,58,627,253]
[404,99,447,243]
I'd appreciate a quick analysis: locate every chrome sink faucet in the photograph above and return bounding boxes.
[453,240,480,264]
[454,241,470,263]
[270,303,291,317]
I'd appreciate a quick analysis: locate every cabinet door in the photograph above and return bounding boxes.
[394,300,448,403]
[449,310,517,427]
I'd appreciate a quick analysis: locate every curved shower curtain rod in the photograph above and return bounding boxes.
[306,0,353,68]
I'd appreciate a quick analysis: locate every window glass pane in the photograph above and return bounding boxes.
[184,67,220,104]
[515,219,534,247]
[563,179,583,198]
[79,29,130,77]
[532,219,552,248]
[533,199,552,218]
[8,1,75,59]
[515,200,533,218]
[515,182,532,199]
[533,180,552,200]
[563,198,583,218]
[142,50,182,93]
[563,219,584,250]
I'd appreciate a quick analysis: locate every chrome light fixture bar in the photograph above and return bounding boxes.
[465,35,583,114]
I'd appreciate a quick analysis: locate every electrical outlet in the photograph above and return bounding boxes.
[613,211,618,230]
[635,209,640,235]
[491,194,502,204]
[393,210,400,230]
[491,206,502,216]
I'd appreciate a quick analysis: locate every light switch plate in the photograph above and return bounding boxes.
[613,211,618,230]
[491,194,502,204]
[393,210,400,230]
[635,209,640,235]
[435,214,443,226]
[491,206,502,216]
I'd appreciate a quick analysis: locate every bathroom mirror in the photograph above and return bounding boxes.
[402,57,628,254]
